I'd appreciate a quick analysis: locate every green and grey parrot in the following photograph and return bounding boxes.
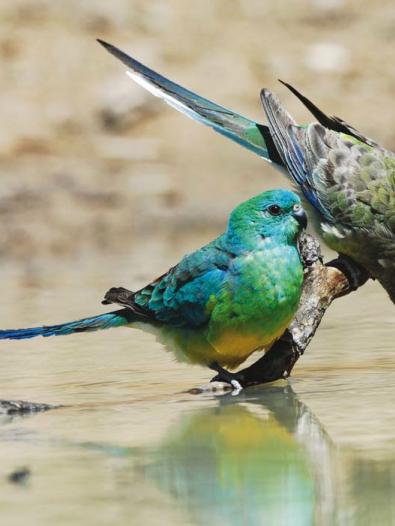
[97,40,395,304]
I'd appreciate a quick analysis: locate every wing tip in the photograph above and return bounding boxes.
[260,88,272,100]
[278,79,294,93]
[277,79,305,101]
[260,88,281,110]
[261,82,294,100]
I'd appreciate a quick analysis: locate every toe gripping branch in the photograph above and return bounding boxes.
[226,233,370,388]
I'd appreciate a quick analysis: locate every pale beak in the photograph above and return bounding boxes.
[292,208,307,229]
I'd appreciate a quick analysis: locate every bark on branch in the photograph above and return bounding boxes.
[234,232,370,387]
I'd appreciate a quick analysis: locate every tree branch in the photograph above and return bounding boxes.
[234,232,370,387]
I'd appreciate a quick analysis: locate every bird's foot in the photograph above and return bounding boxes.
[209,362,244,391]
[326,255,370,291]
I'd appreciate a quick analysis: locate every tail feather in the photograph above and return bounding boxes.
[97,39,283,166]
[0,308,135,340]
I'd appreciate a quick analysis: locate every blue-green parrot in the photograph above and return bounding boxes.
[142,389,316,526]
[0,190,307,387]
[97,40,395,303]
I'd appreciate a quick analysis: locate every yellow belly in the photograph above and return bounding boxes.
[131,307,294,370]
[209,317,292,369]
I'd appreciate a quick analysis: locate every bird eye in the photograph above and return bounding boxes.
[293,204,301,212]
[268,204,282,216]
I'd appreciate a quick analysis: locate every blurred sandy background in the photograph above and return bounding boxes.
[0,7,394,523]
[1,0,395,261]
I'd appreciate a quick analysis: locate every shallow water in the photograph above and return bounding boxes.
[0,234,394,526]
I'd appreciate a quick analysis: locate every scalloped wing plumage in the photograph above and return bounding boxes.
[261,89,395,301]
[103,236,231,328]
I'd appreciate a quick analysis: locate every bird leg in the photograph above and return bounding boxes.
[209,362,244,391]
[227,331,299,388]
[326,254,370,293]
[193,233,369,393]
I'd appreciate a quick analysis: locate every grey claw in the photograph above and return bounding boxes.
[230,379,243,392]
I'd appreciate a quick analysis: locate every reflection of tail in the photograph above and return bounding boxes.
[0,309,135,340]
[97,39,283,167]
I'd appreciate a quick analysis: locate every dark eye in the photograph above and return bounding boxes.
[268,204,282,216]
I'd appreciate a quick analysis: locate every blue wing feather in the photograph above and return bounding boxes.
[133,237,230,327]
[260,90,332,219]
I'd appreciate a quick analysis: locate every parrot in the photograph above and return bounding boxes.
[96,39,395,303]
[0,190,307,388]
[142,389,315,526]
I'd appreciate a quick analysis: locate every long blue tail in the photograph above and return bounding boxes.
[0,308,135,340]
[97,39,283,167]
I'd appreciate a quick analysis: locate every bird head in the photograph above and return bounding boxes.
[227,190,307,250]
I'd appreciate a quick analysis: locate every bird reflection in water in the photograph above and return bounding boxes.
[140,385,333,526]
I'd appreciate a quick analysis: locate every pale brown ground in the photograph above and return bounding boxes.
[0,6,394,523]
[1,0,395,260]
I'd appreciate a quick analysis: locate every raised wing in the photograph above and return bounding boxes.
[261,88,395,234]
[260,88,330,217]
[279,80,383,150]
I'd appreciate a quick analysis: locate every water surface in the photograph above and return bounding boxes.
[0,235,394,526]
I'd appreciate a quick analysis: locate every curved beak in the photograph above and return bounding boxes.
[293,208,308,229]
